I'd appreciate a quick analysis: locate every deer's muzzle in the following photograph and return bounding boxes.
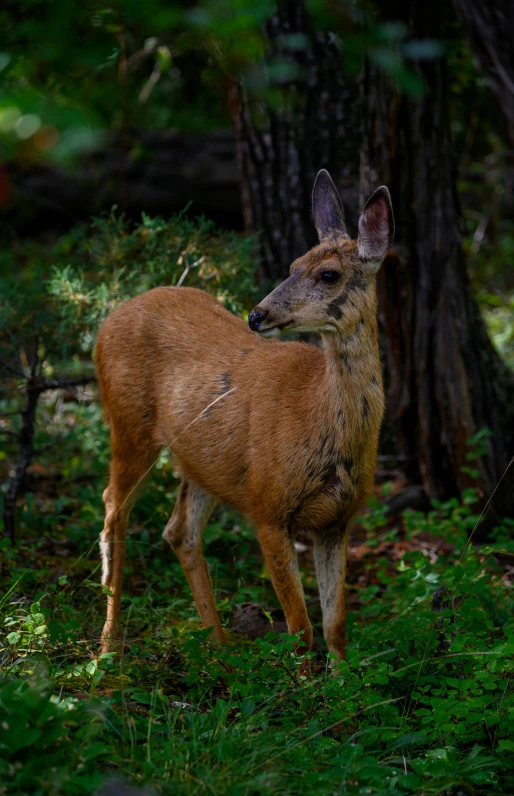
[248,308,269,331]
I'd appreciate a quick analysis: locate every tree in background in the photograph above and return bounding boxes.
[358,0,514,514]
[453,0,514,146]
[232,0,514,514]
[232,2,359,282]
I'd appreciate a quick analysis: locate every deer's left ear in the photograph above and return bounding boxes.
[312,169,347,242]
[357,186,394,267]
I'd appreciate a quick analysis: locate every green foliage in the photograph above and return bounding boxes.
[1,500,514,793]
[2,214,514,794]
[477,285,514,370]
[0,210,257,560]
[0,212,257,453]
[0,674,108,794]
[2,413,514,794]
[0,0,437,165]
[4,599,49,656]
[47,211,259,351]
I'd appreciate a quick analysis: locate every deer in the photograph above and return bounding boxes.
[95,169,394,662]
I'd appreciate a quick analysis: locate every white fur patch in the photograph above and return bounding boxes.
[99,530,112,586]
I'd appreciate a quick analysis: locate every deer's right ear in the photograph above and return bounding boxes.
[357,186,394,266]
[312,169,347,242]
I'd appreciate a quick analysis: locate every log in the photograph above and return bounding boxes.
[2,130,243,236]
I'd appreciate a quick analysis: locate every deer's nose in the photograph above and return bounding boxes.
[248,309,268,331]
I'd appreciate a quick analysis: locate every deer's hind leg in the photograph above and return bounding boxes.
[313,531,348,662]
[100,434,159,654]
[163,479,225,642]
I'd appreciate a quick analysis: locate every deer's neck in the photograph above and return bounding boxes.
[319,296,383,446]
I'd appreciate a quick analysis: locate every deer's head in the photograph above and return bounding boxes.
[248,170,394,339]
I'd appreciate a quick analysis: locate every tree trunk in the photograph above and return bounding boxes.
[452,0,514,145]
[360,0,514,515]
[233,0,359,283]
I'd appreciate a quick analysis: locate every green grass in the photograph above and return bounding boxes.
[1,395,514,795]
[1,214,514,794]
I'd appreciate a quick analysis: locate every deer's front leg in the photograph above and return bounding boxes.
[313,531,348,661]
[257,526,313,653]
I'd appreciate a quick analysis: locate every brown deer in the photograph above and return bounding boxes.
[95,170,394,661]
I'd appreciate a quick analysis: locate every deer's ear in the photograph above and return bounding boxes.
[312,169,347,242]
[357,186,394,267]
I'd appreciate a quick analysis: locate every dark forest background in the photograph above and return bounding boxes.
[1,2,514,795]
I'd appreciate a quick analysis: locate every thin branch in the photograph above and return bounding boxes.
[27,375,97,394]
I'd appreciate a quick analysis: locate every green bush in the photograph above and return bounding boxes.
[1,211,259,378]
[0,674,108,794]
[47,212,260,354]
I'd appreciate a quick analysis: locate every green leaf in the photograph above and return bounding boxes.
[468,743,485,760]
[86,661,98,676]
[390,732,428,749]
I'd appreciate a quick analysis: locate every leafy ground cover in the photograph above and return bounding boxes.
[1,393,514,795]
[1,214,514,794]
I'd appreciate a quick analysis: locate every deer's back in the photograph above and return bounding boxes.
[96,287,336,519]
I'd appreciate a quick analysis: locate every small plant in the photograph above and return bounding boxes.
[3,599,49,661]
[0,674,108,794]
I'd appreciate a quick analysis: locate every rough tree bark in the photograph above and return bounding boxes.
[452,0,514,146]
[360,0,514,513]
[233,0,359,283]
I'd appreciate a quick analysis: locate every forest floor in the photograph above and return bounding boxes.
[1,393,514,796]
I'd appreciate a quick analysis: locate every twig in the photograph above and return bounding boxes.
[27,375,97,394]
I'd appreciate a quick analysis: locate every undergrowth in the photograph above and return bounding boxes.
[0,401,513,795]
[1,215,513,794]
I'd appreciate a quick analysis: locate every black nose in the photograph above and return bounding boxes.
[248,309,268,331]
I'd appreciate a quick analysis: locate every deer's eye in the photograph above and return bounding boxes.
[320,271,340,284]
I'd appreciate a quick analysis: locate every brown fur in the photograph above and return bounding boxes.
[96,185,392,662]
